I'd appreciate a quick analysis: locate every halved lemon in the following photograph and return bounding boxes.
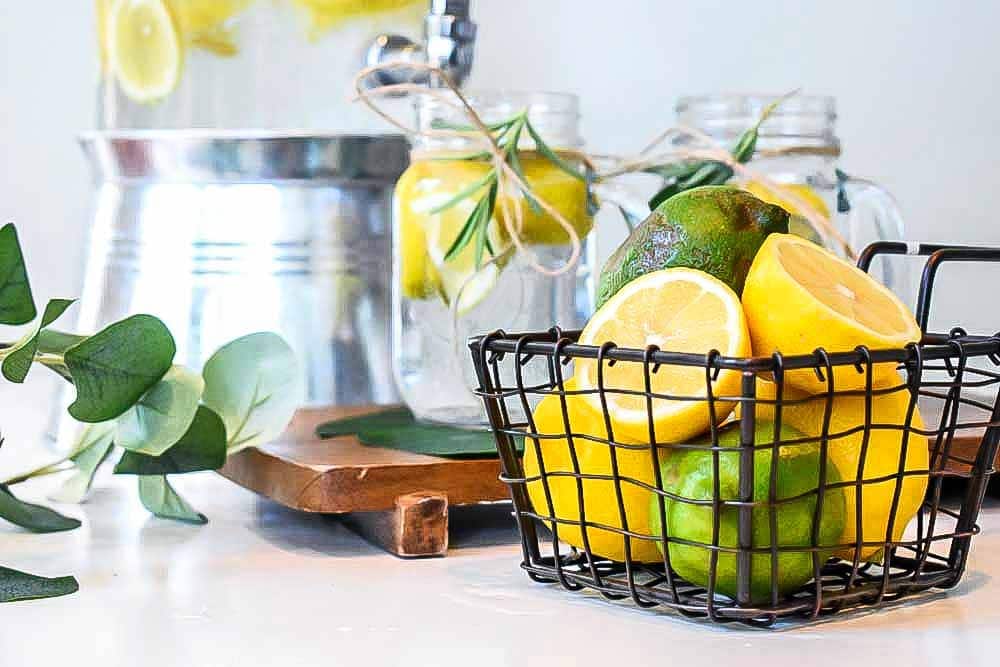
[109,0,184,103]
[576,268,750,444]
[742,233,921,392]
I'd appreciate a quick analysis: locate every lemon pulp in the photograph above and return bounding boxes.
[576,268,750,444]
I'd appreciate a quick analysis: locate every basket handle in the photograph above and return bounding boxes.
[857,241,1000,333]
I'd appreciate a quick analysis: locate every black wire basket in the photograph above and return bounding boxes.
[469,242,1000,627]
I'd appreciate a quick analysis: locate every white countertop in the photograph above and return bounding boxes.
[3,385,1000,666]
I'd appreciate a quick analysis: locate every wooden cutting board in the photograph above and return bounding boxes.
[220,406,509,558]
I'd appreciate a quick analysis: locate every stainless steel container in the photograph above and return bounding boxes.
[75,131,409,405]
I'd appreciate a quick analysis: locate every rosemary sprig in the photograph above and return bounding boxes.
[432,110,585,267]
[645,95,788,210]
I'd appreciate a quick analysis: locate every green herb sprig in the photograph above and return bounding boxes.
[644,96,788,210]
[0,223,301,602]
[428,110,586,267]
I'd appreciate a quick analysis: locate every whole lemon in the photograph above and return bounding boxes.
[522,383,662,563]
[650,420,846,602]
[752,380,928,560]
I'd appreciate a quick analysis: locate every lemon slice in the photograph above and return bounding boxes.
[742,233,921,391]
[422,196,507,315]
[109,0,183,103]
[577,268,750,444]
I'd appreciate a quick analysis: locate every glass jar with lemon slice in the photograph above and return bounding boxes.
[95,0,424,129]
[394,92,629,426]
[675,94,907,294]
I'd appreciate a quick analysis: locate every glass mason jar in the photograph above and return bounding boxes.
[675,94,906,292]
[393,92,598,426]
[95,0,422,130]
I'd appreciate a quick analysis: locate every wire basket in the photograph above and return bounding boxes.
[469,242,1000,626]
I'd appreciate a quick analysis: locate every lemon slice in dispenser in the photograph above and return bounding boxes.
[109,0,184,103]
[423,197,509,315]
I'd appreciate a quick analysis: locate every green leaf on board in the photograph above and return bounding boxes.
[1,298,76,383]
[65,314,176,423]
[48,422,117,504]
[0,484,80,533]
[115,406,226,475]
[0,223,37,326]
[137,475,206,524]
[316,407,509,458]
[201,332,300,453]
[0,567,78,603]
[115,365,204,456]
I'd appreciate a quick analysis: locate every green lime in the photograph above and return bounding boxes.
[649,420,845,602]
[597,185,788,307]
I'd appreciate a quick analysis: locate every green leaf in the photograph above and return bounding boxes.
[443,195,488,263]
[524,120,584,181]
[49,423,116,504]
[474,181,499,268]
[138,475,206,524]
[202,332,301,453]
[1,298,75,383]
[427,172,495,215]
[115,406,226,475]
[316,407,510,458]
[65,314,176,423]
[0,224,36,326]
[0,567,78,603]
[115,365,204,456]
[37,330,87,355]
[0,484,80,533]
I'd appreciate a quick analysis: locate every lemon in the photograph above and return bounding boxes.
[292,0,423,38]
[742,233,921,393]
[576,268,750,444]
[393,163,442,300]
[522,381,662,562]
[504,157,592,245]
[171,0,250,56]
[752,379,928,560]
[742,180,831,220]
[109,0,184,103]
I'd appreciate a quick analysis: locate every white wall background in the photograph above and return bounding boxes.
[0,0,998,448]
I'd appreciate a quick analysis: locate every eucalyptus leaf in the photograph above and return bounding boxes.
[49,423,116,504]
[138,475,206,524]
[202,332,300,453]
[65,314,176,423]
[1,298,75,383]
[0,567,78,603]
[115,406,226,475]
[37,329,87,355]
[0,223,36,326]
[115,365,204,456]
[0,484,80,533]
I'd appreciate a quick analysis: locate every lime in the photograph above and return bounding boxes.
[597,185,788,307]
[650,420,846,602]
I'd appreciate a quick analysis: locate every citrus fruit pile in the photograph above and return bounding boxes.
[522,185,926,602]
